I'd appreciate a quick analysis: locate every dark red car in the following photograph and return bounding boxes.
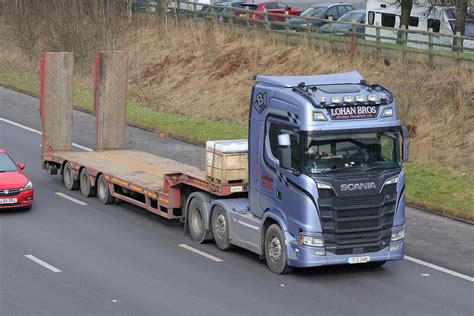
[0,148,33,210]
[242,2,302,27]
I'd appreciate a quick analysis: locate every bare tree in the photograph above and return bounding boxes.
[453,0,469,49]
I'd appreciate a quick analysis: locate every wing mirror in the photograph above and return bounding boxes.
[18,163,25,170]
[278,134,292,170]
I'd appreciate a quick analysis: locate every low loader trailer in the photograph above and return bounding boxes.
[41,52,410,274]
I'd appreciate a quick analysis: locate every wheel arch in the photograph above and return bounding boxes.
[260,210,288,257]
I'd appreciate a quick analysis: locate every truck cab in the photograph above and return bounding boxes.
[215,71,408,273]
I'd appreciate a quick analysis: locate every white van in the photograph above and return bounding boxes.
[365,0,473,50]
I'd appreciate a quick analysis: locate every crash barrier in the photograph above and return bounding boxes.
[135,0,474,64]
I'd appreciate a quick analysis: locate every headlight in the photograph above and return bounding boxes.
[391,229,404,242]
[300,234,324,247]
[23,181,33,190]
[316,182,332,189]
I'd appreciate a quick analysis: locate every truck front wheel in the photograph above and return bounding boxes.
[211,206,231,250]
[265,224,294,274]
[63,162,79,191]
[97,175,115,205]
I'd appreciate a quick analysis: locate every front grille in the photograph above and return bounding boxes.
[318,184,397,255]
[0,188,22,197]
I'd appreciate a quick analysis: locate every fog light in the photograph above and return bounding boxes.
[311,250,325,256]
[390,243,402,251]
[25,197,33,201]
[391,229,405,242]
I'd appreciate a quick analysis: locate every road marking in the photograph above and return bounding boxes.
[405,256,474,282]
[25,255,62,273]
[0,117,93,151]
[178,244,223,262]
[55,192,88,206]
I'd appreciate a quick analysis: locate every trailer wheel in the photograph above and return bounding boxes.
[211,206,231,250]
[188,198,207,243]
[97,175,115,205]
[264,224,294,274]
[63,162,79,191]
[80,169,97,197]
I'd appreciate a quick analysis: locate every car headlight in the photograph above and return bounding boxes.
[23,181,33,190]
[300,234,324,247]
[391,229,404,242]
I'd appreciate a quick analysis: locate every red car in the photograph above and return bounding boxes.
[250,2,303,26]
[0,148,33,210]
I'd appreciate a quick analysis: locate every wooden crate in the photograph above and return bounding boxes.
[206,140,248,184]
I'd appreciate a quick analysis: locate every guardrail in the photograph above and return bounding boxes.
[133,0,474,64]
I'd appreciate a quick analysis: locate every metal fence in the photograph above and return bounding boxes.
[148,1,474,64]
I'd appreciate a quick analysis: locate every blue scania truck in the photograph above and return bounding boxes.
[42,53,409,274]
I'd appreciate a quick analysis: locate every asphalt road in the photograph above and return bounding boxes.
[1,87,473,315]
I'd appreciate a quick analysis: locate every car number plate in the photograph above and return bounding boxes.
[347,256,370,264]
[0,198,17,204]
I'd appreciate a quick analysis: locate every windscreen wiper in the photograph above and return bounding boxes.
[364,165,400,172]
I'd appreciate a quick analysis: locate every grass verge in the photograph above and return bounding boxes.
[405,163,473,221]
[0,61,472,221]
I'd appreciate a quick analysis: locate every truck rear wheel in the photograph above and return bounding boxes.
[188,198,207,243]
[80,169,97,197]
[265,224,294,274]
[63,162,79,191]
[211,206,231,250]
[97,175,115,204]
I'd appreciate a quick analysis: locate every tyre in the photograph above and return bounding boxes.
[188,198,207,243]
[63,162,79,191]
[265,224,294,274]
[80,169,97,197]
[211,206,231,250]
[97,175,115,205]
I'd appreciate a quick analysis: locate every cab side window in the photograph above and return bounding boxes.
[268,124,302,170]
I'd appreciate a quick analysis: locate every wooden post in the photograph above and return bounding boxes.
[246,8,251,29]
[193,2,197,19]
[263,8,269,30]
[328,16,333,50]
[94,51,128,151]
[229,3,234,26]
[351,19,357,47]
[428,27,434,65]
[455,31,462,63]
[376,22,381,56]
[285,11,289,43]
[401,25,407,64]
[40,52,74,152]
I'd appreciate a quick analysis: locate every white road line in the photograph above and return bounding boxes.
[25,255,62,273]
[55,192,88,206]
[0,117,93,151]
[178,244,223,262]
[405,256,474,282]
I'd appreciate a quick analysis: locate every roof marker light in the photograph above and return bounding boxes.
[313,112,327,121]
[320,96,327,105]
[343,95,355,103]
[382,107,393,117]
[331,96,342,104]
[368,94,379,102]
[355,95,367,103]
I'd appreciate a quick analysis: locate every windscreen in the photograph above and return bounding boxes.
[301,7,325,17]
[0,153,18,172]
[303,131,401,175]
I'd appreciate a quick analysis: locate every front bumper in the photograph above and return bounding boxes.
[286,232,404,268]
[0,189,34,209]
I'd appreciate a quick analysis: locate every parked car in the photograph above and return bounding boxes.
[234,2,258,25]
[251,2,303,28]
[215,1,247,23]
[319,9,366,35]
[288,3,354,31]
[130,0,157,12]
[0,148,33,210]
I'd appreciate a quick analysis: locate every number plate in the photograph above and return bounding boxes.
[0,198,17,204]
[347,256,370,264]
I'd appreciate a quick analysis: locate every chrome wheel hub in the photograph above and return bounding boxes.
[215,213,227,239]
[269,236,282,264]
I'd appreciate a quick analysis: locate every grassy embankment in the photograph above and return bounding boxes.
[1,61,472,221]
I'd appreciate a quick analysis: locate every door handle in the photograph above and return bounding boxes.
[276,190,282,200]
